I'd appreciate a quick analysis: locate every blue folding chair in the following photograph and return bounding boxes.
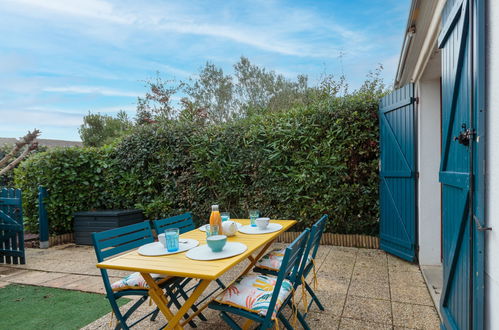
[153,212,196,235]
[254,214,328,315]
[92,221,197,330]
[208,229,310,330]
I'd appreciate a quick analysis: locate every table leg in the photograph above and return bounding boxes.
[165,279,211,330]
[240,240,275,276]
[242,318,254,330]
[141,273,183,330]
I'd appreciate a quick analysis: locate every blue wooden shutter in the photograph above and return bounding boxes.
[379,84,416,262]
[438,0,480,328]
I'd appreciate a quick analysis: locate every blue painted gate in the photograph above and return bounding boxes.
[0,188,25,264]
[379,84,416,262]
[439,0,485,329]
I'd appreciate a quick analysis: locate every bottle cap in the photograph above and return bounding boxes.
[211,205,219,211]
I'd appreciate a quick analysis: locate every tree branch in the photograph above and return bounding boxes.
[0,129,41,167]
[0,142,38,176]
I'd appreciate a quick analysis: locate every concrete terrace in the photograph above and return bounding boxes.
[0,244,440,329]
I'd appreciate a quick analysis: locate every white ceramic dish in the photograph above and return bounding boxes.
[198,222,243,232]
[138,239,199,256]
[185,242,247,261]
[238,223,283,235]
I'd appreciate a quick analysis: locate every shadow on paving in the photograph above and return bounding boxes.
[0,243,440,329]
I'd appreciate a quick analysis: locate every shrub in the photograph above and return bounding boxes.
[14,147,115,233]
[15,83,381,235]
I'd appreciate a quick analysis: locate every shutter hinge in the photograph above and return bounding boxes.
[473,215,492,232]
[411,97,419,104]
[415,172,419,179]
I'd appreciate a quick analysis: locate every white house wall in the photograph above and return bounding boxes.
[486,0,499,328]
[416,77,442,266]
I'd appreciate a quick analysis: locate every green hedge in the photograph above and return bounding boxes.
[15,90,380,235]
[14,147,114,233]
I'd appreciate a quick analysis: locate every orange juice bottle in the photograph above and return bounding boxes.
[209,204,223,235]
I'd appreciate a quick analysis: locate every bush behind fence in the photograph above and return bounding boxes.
[15,90,380,236]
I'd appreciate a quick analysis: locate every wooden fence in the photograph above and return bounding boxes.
[276,232,379,249]
[27,232,379,249]
[25,233,74,248]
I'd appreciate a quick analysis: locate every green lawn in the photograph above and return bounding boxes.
[0,284,129,330]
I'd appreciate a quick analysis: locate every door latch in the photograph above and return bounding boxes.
[454,123,475,146]
[474,215,492,232]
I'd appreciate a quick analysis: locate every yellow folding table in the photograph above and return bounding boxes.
[97,219,296,330]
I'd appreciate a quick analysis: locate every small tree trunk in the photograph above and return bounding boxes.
[0,129,40,167]
[0,142,38,176]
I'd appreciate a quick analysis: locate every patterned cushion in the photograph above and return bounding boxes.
[217,274,293,318]
[256,248,312,271]
[111,272,168,291]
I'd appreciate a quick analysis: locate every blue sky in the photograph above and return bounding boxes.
[0,0,410,141]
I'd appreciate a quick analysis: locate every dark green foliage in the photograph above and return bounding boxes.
[14,147,113,233]
[79,111,132,147]
[15,78,381,235]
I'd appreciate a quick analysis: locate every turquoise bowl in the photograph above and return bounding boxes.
[206,235,227,252]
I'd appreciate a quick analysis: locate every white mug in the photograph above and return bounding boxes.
[255,217,270,230]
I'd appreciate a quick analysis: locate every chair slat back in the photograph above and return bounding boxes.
[92,221,154,262]
[263,229,309,322]
[299,215,328,277]
[92,221,154,296]
[153,212,196,235]
[308,215,328,260]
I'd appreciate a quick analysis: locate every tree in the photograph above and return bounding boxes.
[0,129,40,177]
[185,62,236,123]
[135,73,185,124]
[184,57,311,121]
[234,57,309,116]
[78,111,132,147]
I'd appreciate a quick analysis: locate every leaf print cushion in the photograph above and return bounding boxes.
[255,248,285,270]
[111,272,168,291]
[217,274,293,319]
[256,248,312,271]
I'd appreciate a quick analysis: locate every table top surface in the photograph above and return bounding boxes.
[97,219,296,280]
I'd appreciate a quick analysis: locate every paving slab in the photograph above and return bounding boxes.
[392,301,441,329]
[6,270,68,286]
[390,270,427,287]
[352,265,389,282]
[348,278,390,300]
[339,317,392,330]
[304,311,340,329]
[388,255,421,273]
[390,283,435,306]
[342,295,392,325]
[315,273,350,295]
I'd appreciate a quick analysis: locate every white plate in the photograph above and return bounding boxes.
[185,242,247,261]
[198,222,243,232]
[138,239,199,256]
[238,223,283,234]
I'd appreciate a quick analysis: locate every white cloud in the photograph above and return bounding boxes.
[43,86,141,97]
[1,108,84,127]
[3,0,366,59]
[7,0,131,24]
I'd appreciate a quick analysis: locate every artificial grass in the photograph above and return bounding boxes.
[0,284,129,330]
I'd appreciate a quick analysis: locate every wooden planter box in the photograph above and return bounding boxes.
[73,210,144,245]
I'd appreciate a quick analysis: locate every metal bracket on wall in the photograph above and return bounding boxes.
[473,215,492,232]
